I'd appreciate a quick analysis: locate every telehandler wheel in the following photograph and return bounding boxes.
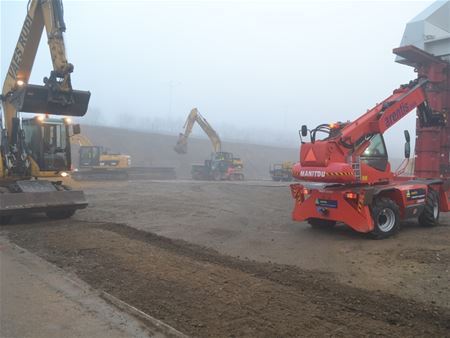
[46,209,76,220]
[418,189,440,227]
[308,218,336,229]
[370,198,400,239]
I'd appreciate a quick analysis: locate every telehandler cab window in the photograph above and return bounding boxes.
[361,134,388,171]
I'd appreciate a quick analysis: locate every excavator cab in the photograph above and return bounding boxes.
[79,146,101,168]
[22,116,74,172]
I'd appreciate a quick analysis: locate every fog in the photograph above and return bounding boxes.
[1,0,430,156]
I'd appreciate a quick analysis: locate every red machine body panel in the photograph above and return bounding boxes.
[290,45,449,237]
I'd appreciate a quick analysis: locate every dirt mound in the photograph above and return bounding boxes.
[7,221,450,337]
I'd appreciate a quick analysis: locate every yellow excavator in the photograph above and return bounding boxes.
[175,108,244,181]
[0,0,90,224]
[70,134,131,180]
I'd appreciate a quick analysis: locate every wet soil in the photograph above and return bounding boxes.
[5,220,450,337]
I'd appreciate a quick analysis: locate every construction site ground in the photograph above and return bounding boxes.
[2,179,449,337]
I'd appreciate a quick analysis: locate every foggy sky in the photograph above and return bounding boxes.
[1,0,431,156]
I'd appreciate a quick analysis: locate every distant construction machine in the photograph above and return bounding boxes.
[70,133,177,181]
[270,161,294,181]
[1,0,90,224]
[70,134,130,180]
[175,108,244,181]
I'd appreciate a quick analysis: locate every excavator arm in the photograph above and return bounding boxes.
[70,133,93,147]
[1,0,90,177]
[174,108,222,154]
[2,0,90,129]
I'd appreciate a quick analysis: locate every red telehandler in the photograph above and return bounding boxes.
[290,1,450,238]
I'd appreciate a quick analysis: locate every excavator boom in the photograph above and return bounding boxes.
[2,0,90,135]
[174,108,222,154]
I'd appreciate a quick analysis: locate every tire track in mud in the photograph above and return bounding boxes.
[6,221,450,338]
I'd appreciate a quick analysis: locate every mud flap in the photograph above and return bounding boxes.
[0,190,88,216]
[9,84,90,116]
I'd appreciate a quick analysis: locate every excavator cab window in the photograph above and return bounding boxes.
[22,118,71,171]
[79,146,101,167]
[360,134,388,171]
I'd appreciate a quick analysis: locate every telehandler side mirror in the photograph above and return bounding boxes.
[404,141,411,159]
[404,130,411,159]
[72,124,81,135]
[404,130,410,143]
[301,125,308,137]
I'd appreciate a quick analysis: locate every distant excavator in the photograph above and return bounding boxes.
[70,134,130,180]
[70,132,177,181]
[175,108,244,181]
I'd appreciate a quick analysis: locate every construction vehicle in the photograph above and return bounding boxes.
[270,161,294,181]
[70,134,130,180]
[70,133,177,181]
[290,0,449,238]
[191,151,244,181]
[175,108,244,180]
[0,0,90,224]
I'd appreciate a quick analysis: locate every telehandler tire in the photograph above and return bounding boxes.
[370,197,400,239]
[418,189,440,227]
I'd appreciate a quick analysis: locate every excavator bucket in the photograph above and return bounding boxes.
[10,84,91,116]
[174,134,188,154]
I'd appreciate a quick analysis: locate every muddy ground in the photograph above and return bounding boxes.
[3,179,450,337]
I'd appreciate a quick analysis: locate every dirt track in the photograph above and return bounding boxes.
[6,220,450,337]
[3,179,450,336]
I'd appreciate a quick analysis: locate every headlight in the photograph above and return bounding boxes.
[60,172,69,177]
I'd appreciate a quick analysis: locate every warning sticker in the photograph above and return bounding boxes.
[406,188,426,201]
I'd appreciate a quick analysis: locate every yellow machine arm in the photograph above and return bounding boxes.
[174,108,222,154]
[2,0,90,132]
[1,0,90,177]
[70,133,93,147]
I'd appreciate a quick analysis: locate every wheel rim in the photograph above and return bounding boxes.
[433,203,439,219]
[377,208,396,232]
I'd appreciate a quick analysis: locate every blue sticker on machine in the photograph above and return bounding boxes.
[315,199,338,208]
